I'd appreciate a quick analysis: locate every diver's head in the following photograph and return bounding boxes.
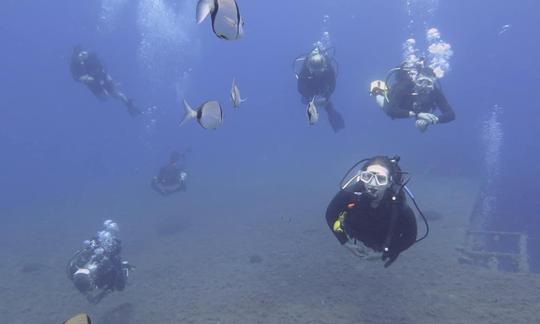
[414,75,435,94]
[77,50,89,61]
[360,156,400,201]
[307,48,326,73]
[73,268,94,293]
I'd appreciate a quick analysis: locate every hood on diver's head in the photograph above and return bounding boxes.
[307,48,326,73]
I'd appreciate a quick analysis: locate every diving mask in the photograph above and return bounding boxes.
[359,171,389,186]
[414,75,435,94]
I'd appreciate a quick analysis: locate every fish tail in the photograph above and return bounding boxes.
[179,99,197,127]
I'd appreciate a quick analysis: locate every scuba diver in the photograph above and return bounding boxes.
[326,156,429,267]
[67,220,134,304]
[151,150,188,196]
[370,59,455,132]
[70,45,141,117]
[295,45,345,132]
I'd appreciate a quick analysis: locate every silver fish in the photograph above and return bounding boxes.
[230,78,247,108]
[498,24,511,36]
[307,98,319,125]
[196,0,215,24]
[196,0,244,40]
[180,99,223,130]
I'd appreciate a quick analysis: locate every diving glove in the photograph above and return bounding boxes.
[79,75,94,83]
[416,112,439,124]
[415,119,429,132]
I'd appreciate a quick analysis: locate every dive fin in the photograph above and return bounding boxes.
[325,102,345,132]
[180,99,198,127]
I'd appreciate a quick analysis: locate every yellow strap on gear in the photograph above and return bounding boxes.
[333,211,347,233]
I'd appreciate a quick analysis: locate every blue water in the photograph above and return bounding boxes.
[1,0,539,322]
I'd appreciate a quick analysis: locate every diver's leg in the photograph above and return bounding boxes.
[103,76,141,116]
[324,101,345,132]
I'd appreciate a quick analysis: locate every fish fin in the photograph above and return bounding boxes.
[196,0,215,24]
[179,99,197,127]
[240,97,248,103]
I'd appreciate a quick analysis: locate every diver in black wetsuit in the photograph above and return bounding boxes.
[151,151,188,196]
[370,60,455,132]
[296,46,344,132]
[70,45,141,116]
[67,220,134,304]
[326,156,428,268]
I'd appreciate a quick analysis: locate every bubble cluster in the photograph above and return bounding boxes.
[136,0,199,80]
[482,105,504,182]
[314,15,332,51]
[474,104,504,229]
[426,28,453,78]
[98,0,129,31]
[401,27,453,80]
[96,220,120,253]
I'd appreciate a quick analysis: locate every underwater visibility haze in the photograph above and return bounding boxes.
[1,0,540,323]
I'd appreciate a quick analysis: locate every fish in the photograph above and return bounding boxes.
[196,0,244,40]
[179,99,223,130]
[196,0,215,24]
[230,78,247,108]
[498,24,511,35]
[307,98,319,125]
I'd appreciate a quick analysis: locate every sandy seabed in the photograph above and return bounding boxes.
[1,174,539,324]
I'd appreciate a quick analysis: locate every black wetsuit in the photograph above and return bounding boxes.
[151,163,186,196]
[326,189,417,267]
[70,52,115,99]
[384,78,455,123]
[297,61,344,132]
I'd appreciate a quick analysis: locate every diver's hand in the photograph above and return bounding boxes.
[79,75,94,84]
[416,112,439,124]
[381,249,399,268]
[344,241,367,257]
[313,95,328,106]
[415,119,429,132]
[343,240,380,259]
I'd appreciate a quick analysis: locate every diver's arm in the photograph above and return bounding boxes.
[324,68,336,97]
[434,90,455,123]
[70,58,87,82]
[383,100,415,119]
[297,69,314,100]
[383,82,416,119]
[151,178,168,196]
[325,191,353,244]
